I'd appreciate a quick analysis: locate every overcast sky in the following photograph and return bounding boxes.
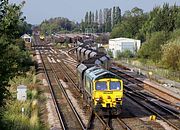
[9,0,180,25]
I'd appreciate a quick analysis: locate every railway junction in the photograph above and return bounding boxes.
[32,35,180,130]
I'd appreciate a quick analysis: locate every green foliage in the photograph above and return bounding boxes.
[111,21,133,38]
[9,71,37,90]
[138,31,168,62]
[170,29,180,41]
[0,0,32,107]
[107,50,113,58]
[161,37,180,70]
[141,3,179,35]
[116,50,122,60]
[116,50,134,60]
[123,50,134,58]
[40,17,76,35]
[175,7,180,29]
[0,99,41,130]
[0,70,42,130]
[110,7,147,40]
[82,6,121,33]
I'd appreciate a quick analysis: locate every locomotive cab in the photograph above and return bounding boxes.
[82,66,123,115]
[93,78,123,115]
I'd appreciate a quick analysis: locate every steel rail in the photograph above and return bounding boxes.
[54,56,80,92]
[35,43,66,129]
[126,92,180,130]
[127,89,180,119]
[48,58,86,130]
[111,68,180,105]
[52,53,77,77]
[94,113,111,130]
[117,118,132,130]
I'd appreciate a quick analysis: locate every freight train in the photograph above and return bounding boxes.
[76,45,123,115]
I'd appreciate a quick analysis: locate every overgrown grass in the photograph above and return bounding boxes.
[0,69,45,130]
[0,94,42,130]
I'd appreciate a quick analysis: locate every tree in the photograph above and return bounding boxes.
[115,6,121,24]
[95,10,98,23]
[85,12,89,28]
[141,3,179,35]
[131,7,143,16]
[174,6,180,29]
[105,8,112,32]
[138,31,168,62]
[89,11,92,26]
[99,9,103,32]
[99,9,103,25]
[80,19,85,33]
[161,39,180,70]
[0,0,31,107]
[40,17,76,35]
[111,7,146,40]
[91,12,94,24]
[103,8,108,25]
[112,6,116,28]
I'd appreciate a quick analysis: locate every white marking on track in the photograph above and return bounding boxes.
[51,57,56,63]
[47,56,52,63]
[57,59,61,63]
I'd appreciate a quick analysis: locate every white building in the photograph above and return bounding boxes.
[109,38,141,58]
[21,34,31,43]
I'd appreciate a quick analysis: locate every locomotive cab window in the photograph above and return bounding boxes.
[110,81,121,90]
[95,81,107,90]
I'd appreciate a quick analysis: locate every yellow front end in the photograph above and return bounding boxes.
[92,78,123,108]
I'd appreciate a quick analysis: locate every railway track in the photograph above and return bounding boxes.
[34,40,65,130]
[111,67,180,105]
[50,49,80,92]
[125,91,180,130]
[42,46,121,130]
[34,38,86,129]
[87,112,111,130]
[47,46,176,129]
[42,50,86,130]
[34,41,180,130]
[110,68,180,130]
[116,118,132,130]
[53,47,179,129]
[41,46,135,130]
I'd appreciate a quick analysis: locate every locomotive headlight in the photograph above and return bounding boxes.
[116,98,121,101]
[95,97,103,102]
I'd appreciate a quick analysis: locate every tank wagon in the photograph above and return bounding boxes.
[76,45,123,115]
[76,46,111,70]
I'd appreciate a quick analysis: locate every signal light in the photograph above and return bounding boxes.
[116,98,121,101]
[96,97,103,101]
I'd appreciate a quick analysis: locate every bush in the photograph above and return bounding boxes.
[0,98,41,130]
[161,38,180,70]
[138,31,168,62]
[107,50,113,58]
[116,50,134,60]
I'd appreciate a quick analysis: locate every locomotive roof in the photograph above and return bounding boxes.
[84,66,119,81]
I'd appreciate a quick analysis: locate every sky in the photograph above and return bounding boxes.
[9,0,180,25]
